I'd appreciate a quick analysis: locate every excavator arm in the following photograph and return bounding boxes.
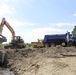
[0,18,4,34]
[0,17,16,43]
[0,17,25,49]
[0,18,7,43]
[0,18,15,37]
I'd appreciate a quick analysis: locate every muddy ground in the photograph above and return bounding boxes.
[3,47,76,75]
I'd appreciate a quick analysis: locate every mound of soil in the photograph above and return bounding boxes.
[5,47,76,75]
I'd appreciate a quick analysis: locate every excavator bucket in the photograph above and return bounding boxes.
[0,35,7,43]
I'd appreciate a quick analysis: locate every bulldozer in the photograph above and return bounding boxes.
[0,17,25,49]
[31,39,44,48]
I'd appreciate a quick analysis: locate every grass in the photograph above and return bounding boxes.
[25,43,34,48]
[0,44,5,48]
[0,43,34,49]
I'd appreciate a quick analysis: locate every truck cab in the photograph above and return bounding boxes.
[70,35,76,46]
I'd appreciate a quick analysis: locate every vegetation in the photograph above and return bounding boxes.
[72,26,76,36]
[0,43,33,49]
[25,43,33,48]
[0,44,5,48]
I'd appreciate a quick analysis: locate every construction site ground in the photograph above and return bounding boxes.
[2,46,76,75]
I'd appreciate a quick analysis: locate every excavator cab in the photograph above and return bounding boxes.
[4,36,25,49]
[12,36,24,44]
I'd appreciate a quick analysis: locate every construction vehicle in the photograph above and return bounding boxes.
[31,39,44,48]
[0,17,25,49]
[44,32,76,47]
[32,32,76,48]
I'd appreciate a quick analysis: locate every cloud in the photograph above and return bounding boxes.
[4,0,9,2]
[0,0,73,43]
[23,0,34,6]
[2,24,70,43]
[22,27,71,43]
[24,22,37,26]
[50,22,76,27]
[0,17,37,43]
[5,18,36,28]
[1,0,15,3]
[0,0,16,16]
[0,16,36,31]
[6,18,24,27]
[1,17,73,43]
[73,13,76,16]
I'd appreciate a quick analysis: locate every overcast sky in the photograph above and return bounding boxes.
[0,0,76,43]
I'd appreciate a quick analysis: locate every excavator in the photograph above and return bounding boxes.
[0,17,25,49]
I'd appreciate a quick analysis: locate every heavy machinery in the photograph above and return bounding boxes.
[31,39,44,48]
[44,32,76,47]
[0,17,25,49]
[32,32,76,48]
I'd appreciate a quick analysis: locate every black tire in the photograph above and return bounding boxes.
[50,43,56,47]
[44,43,49,48]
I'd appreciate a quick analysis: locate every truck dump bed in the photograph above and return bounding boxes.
[44,34,66,43]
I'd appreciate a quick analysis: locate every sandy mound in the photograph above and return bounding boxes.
[6,47,76,75]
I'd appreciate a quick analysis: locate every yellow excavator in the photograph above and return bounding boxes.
[0,17,25,49]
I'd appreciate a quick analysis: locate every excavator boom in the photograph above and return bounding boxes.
[0,17,25,49]
[0,18,16,43]
[0,18,15,37]
[0,18,8,43]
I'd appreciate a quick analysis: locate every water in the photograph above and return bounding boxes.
[0,68,14,75]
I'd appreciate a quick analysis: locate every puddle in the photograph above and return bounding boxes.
[0,68,14,75]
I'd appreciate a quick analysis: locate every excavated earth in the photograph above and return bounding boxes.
[2,46,76,75]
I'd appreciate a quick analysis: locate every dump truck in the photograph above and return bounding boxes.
[44,32,76,47]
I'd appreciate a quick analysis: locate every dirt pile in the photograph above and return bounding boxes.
[0,68,14,75]
[6,47,76,75]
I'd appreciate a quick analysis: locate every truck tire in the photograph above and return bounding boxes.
[50,43,56,47]
[61,42,66,47]
[44,43,49,48]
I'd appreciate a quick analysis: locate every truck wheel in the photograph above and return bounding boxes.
[50,43,56,47]
[61,42,66,47]
[44,43,49,48]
